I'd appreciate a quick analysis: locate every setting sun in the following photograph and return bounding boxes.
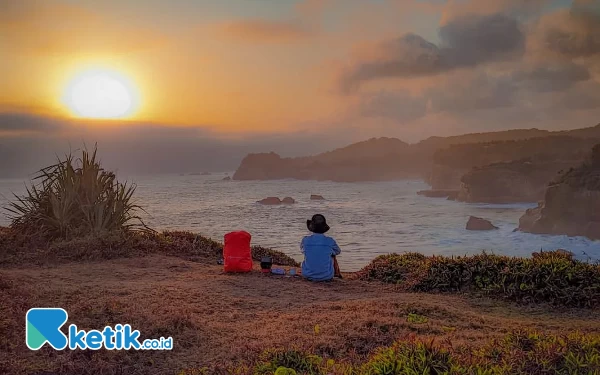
[63,69,138,119]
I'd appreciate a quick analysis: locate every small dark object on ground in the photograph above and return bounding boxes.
[260,256,273,273]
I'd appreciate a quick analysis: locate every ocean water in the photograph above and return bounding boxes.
[1,174,599,271]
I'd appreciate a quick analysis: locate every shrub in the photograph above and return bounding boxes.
[243,331,600,375]
[356,251,600,307]
[254,349,324,375]
[5,146,149,239]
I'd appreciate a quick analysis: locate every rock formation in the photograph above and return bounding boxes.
[222,176,231,181]
[457,159,581,204]
[257,197,296,205]
[417,190,460,198]
[310,195,325,200]
[258,197,282,205]
[429,135,599,190]
[466,216,498,231]
[518,144,600,240]
[233,124,600,183]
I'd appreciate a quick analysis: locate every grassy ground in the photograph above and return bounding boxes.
[2,254,600,375]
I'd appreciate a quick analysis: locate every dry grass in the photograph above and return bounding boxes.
[2,255,600,374]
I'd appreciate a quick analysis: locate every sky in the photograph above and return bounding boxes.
[0,0,599,176]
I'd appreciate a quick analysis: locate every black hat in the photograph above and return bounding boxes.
[306,214,330,234]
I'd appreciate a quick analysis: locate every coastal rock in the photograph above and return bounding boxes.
[222,176,231,181]
[310,194,325,200]
[466,216,498,231]
[258,197,282,205]
[429,135,599,194]
[233,125,600,183]
[518,144,600,240]
[417,189,460,198]
[282,197,296,204]
[457,159,581,204]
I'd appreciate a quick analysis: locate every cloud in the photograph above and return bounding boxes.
[0,113,65,135]
[0,0,167,55]
[543,10,600,58]
[359,90,427,122]
[427,72,518,113]
[295,0,336,17]
[440,0,549,24]
[559,81,600,111]
[512,62,591,92]
[339,13,524,92]
[215,20,312,43]
[0,113,337,178]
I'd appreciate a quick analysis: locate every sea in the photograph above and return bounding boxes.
[1,174,599,271]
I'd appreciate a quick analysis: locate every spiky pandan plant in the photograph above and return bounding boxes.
[5,146,151,238]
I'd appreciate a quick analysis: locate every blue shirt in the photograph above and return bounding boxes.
[300,234,341,281]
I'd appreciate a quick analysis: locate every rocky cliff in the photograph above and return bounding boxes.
[233,124,600,183]
[518,144,600,240]
[457,159,582,203]
[429,135,600,190]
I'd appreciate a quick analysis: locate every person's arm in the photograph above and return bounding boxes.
[331,239,341,256]
[300,237,306,254]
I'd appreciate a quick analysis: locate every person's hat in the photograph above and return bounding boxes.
[306,214,330,234]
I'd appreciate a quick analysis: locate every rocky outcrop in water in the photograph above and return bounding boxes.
[466,216,498,231]
[258,197,282,205]
[518,145,600,239]
[257,197,296,205]
[310,195,325,200]
[417,189,460,198]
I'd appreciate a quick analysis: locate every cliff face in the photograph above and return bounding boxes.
[518,145,600,239]
[457,159,581,203]
[430,136,600,190]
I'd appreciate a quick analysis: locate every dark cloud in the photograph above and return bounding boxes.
[512,63,591,92]
[0,113,64,133]
[544,9,600,58]
[359,90,428,122]
[438,13,525,65]
[0,113,336,178]
[427,73,517,113]
[340,13,524,92]
[560,81,600,111]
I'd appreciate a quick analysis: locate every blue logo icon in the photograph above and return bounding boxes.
[26,308,69,350]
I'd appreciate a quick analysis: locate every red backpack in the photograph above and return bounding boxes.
[223,231,253,272]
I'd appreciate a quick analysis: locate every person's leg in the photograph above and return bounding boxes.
[333,256,342,279]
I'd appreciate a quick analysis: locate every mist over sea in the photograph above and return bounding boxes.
[1,174,599,271]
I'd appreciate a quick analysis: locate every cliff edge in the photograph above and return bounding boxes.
[518,144,600,239]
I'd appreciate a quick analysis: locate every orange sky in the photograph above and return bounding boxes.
[0,0,599,139]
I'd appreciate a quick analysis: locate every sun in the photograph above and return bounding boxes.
[63,69,138,119]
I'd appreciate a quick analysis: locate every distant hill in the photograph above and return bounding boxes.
[233,137,417,182]
[233,123,600,182]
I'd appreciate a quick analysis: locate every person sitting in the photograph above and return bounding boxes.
[300,214,342,281]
